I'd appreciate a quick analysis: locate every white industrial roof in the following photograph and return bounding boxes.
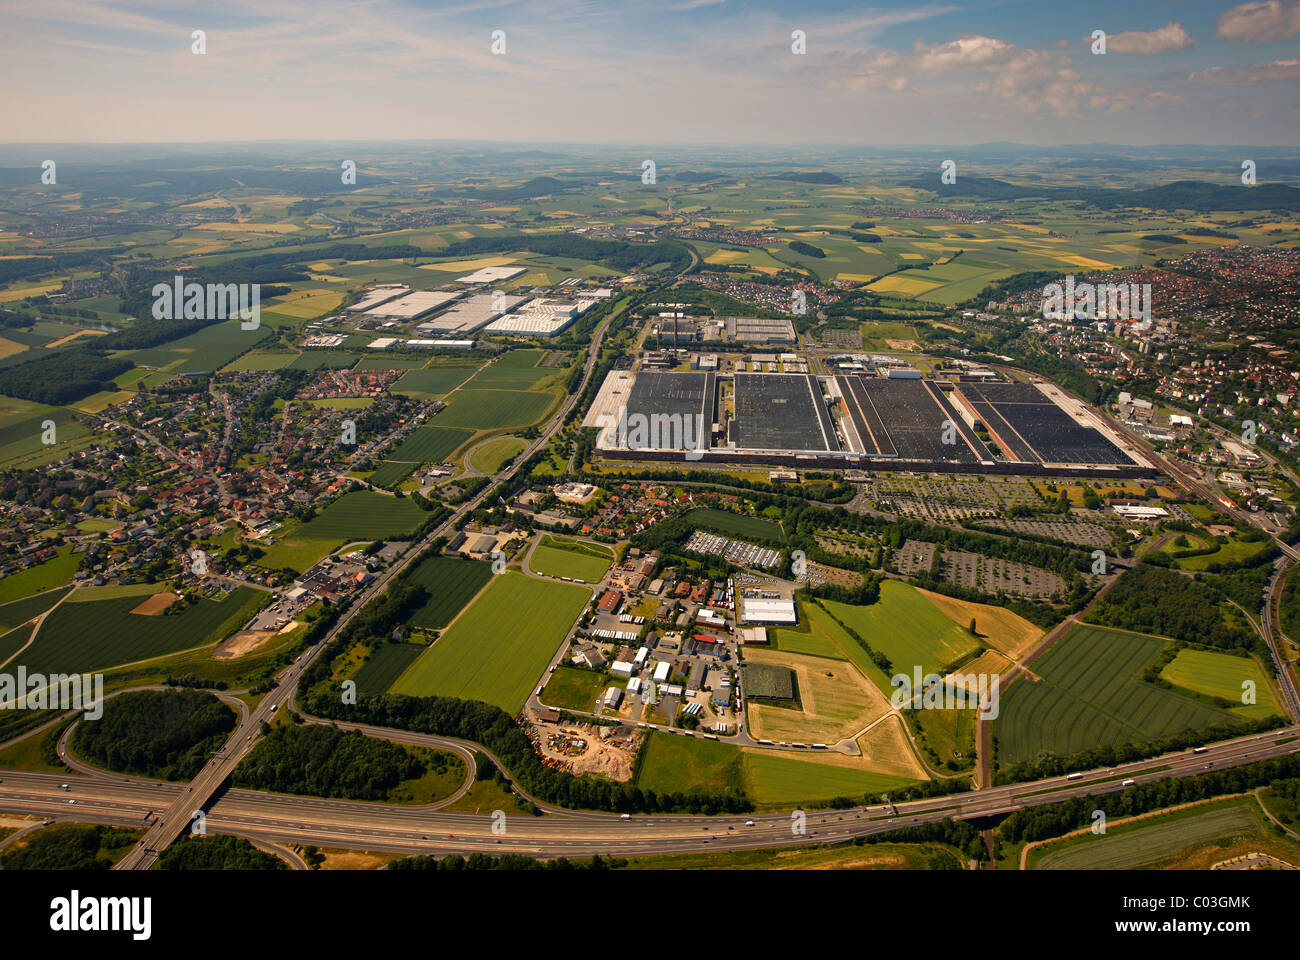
[741,598,798,624]
[456,266,526,284]
[365,289,464,319]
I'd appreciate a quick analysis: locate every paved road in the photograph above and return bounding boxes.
[3,726,1296,860]
[113,294,622,869]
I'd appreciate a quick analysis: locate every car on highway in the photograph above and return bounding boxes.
[620,813,630,820]
[745,820,755,826]
[1121,778,1136,786]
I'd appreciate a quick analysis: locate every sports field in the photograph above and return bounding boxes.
[13,587,268,675]
[390,572,589,711]
[996,624,1240,765]
[405,556,494,629]
[743,646,891,745]
[528,536,614,582]
[1160,649,1281,720]
[821,581,981,682]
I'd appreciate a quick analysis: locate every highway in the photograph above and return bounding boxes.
[3,725,1296,861]
[110,276,655,868]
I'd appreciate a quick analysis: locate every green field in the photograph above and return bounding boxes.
[997,624,1240,766]
[12,587,268,676]
[469,435,527,473]
[430,389,553,430]
[1160,649,1282,720]
[0,401,91,469]
[0,588,71,633]
[390,572,589,711]
[393,365,481,396]
[387,426,475,464]
[636,731,745,795]
[466,351,554,390]
[224,349,298,372]
[366,460,418,489]
[405,555,495,630]
[130,322,272,373]
[770,603,853,662]
[1174,539,1272,571]
[539,665,609,712]
[528,536,614,583]
[352,643,427,696]
[681,508,785,543]
[0,547,80,604]
[741,751,919,805]
[1033,800,1264,870]
[0,624,35,668]
[822,581,980,682]
[292,491,425,540]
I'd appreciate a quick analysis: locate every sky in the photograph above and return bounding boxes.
[1,0,1298,145]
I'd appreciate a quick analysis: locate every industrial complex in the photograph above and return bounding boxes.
[584,368,1152,477]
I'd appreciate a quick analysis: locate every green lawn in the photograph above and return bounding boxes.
[681,508,785,543]
[469,435,528,473]
[529,536,614,583]
[390,572,589,711]
[636,731,745,795]
[821,581,979,683]
[741,751,920,806]
[540,665,609,712]
[1160,649,1282,720]
[0,547,80,604]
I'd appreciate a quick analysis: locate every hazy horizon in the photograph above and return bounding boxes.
[4,0,1299,146]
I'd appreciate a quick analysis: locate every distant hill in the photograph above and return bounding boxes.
[761,171,844,185]
[899,175,1300,211]
[458,176,575,202]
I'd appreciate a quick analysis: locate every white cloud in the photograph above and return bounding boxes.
[1217,0,1300,42]
[1188,58,1300,83]
[1091,22,1196,54]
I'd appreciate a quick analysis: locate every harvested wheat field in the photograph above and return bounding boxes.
[914,587,1044,660]
[128,592,179,616]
